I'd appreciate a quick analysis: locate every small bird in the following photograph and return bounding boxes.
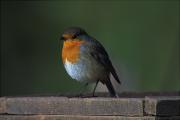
[61,27,121,97]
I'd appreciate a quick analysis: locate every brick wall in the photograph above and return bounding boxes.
[0,92,180,120]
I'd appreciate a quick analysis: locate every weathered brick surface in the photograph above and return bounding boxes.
[4,97,143,116]
[0,97,6,114]
[0,115,180,120]
[1,115,180,120]
[0,93,180,119]
[0,115,156,120]
[145,96,180,116]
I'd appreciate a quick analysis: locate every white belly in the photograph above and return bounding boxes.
[64,59,106,83]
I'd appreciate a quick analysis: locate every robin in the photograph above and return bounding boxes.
[61,27,121,97]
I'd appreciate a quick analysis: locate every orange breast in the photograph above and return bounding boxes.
[62,40,85,64]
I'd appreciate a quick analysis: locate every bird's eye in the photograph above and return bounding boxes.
[72,35,77,39]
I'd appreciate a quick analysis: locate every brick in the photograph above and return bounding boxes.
[156,116,180,120]
[1,115,180,120]
[0,97,6,114]
[0,115,156,120]
[145,96,180,116]
[4,97,143,116]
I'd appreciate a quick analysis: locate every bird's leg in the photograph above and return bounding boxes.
[92,80,99,97]
[79,83,88,97]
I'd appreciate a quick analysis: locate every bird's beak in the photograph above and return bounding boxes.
[60,36,64,41]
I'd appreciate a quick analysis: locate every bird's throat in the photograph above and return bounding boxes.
[62,40,85,64]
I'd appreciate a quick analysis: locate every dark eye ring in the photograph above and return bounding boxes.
[72,35,77,39]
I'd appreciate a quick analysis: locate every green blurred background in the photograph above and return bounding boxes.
[1,1,179,96]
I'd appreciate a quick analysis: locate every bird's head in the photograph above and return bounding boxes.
[61,27,87,41]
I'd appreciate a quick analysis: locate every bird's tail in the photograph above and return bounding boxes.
[105,78,118,97]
